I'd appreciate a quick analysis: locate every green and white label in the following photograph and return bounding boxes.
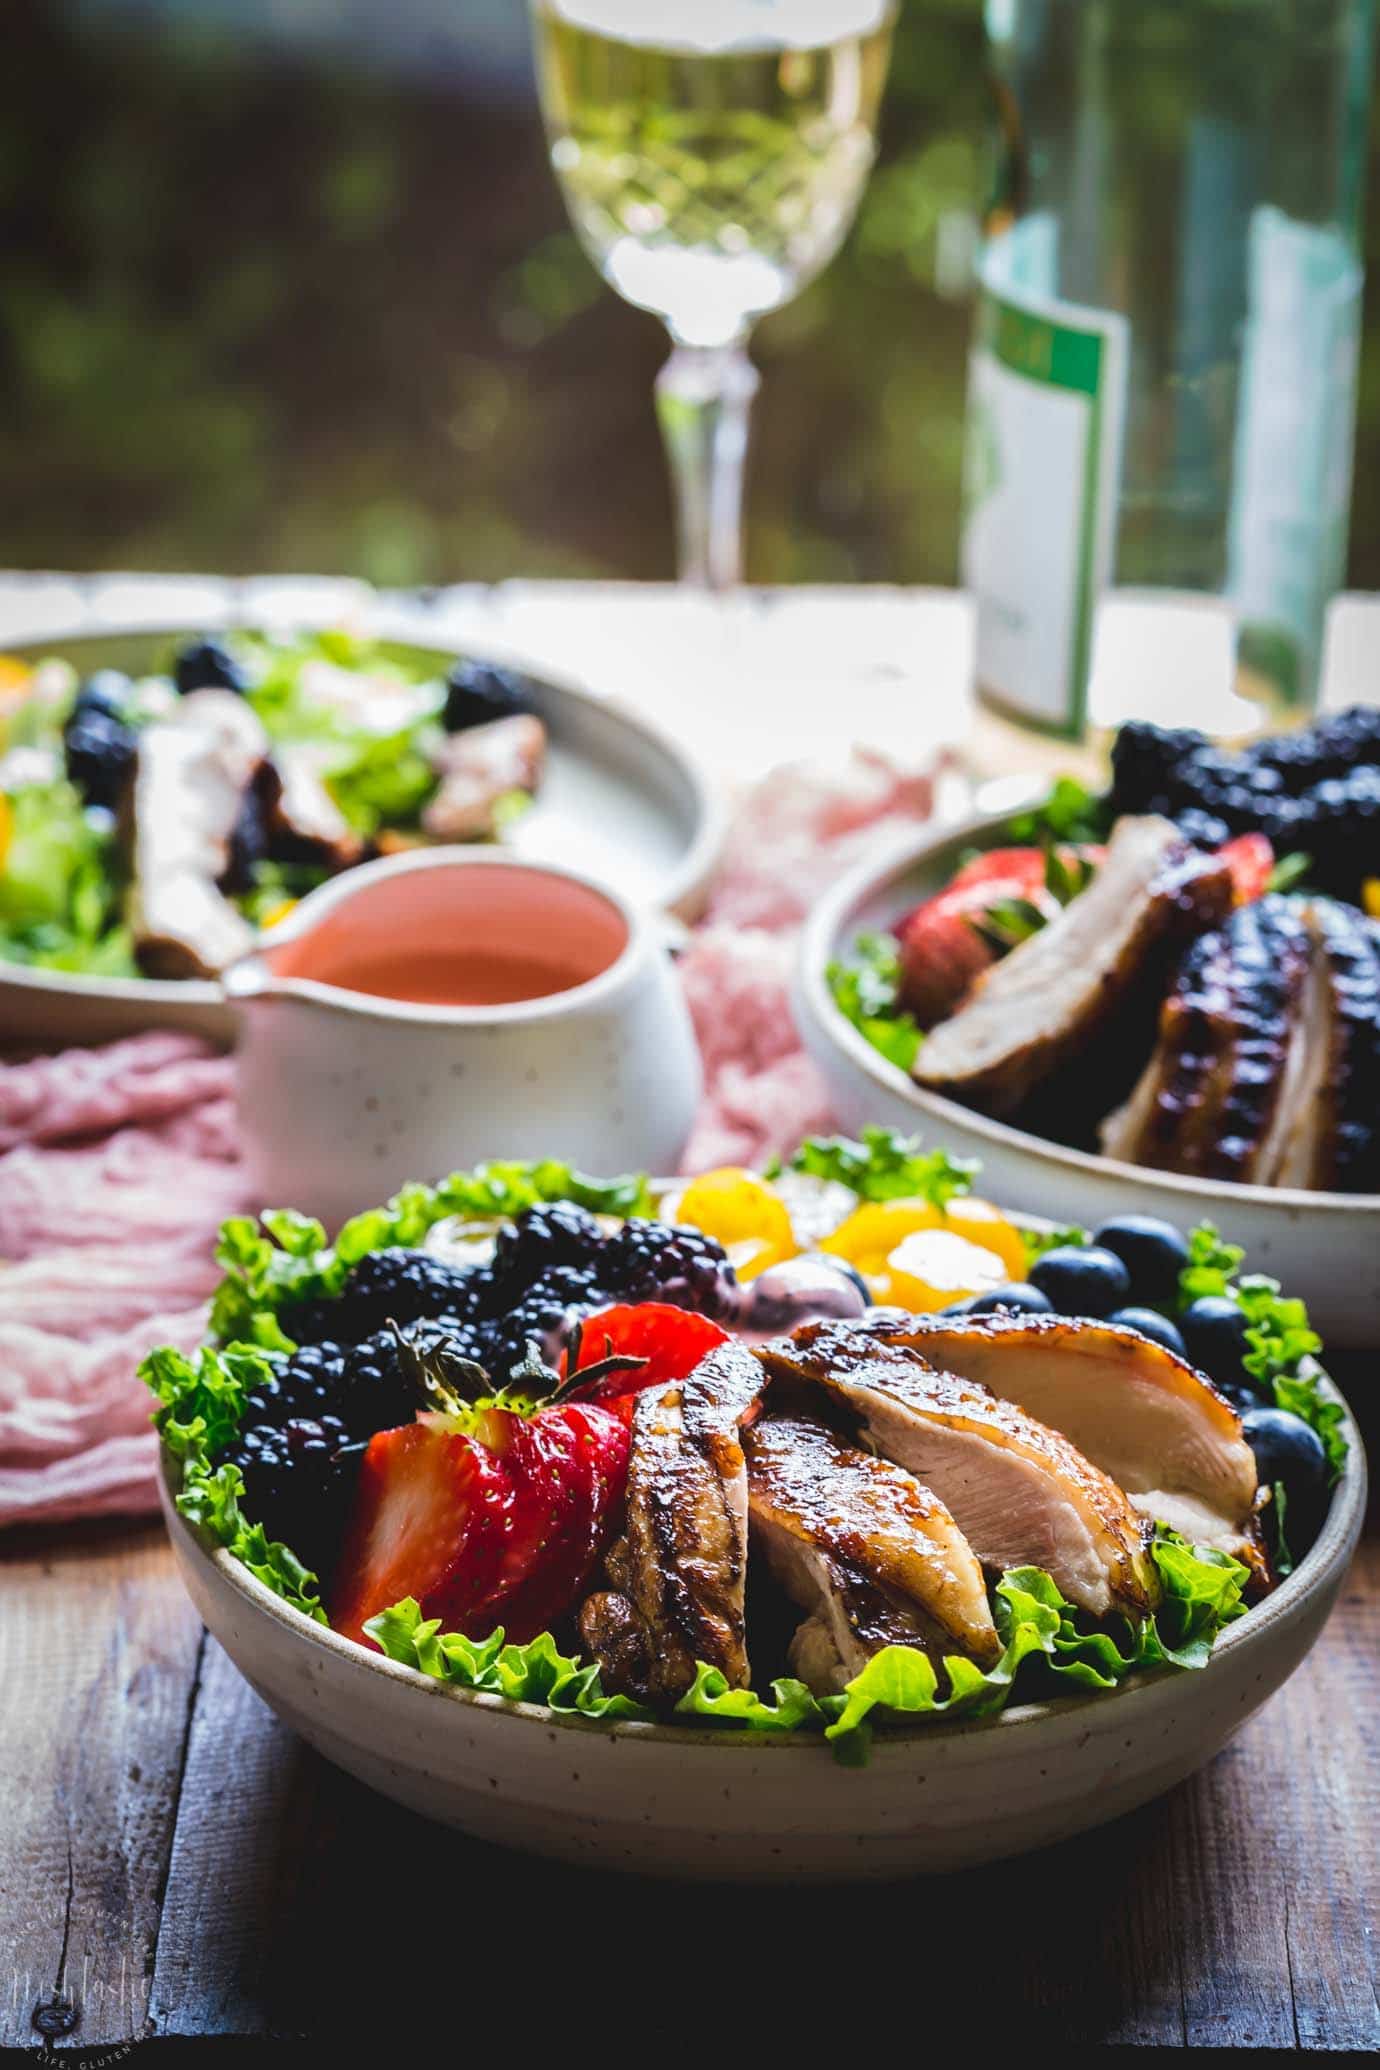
[961,220,1129,737]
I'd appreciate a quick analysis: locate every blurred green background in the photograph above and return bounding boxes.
[1,0,1376,588]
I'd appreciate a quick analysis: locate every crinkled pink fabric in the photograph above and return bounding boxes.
[0,747,937,1527]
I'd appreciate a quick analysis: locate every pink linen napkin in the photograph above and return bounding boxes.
[0,749,938,1527]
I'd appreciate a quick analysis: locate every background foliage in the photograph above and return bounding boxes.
[1,0,1376,588]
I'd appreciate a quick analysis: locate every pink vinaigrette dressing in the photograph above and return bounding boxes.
[268,861,629,1007]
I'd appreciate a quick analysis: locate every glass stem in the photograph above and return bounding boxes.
[654,340,760,590]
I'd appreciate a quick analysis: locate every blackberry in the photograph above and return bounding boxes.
[483,1266,608,1379]
[220,781,271,895]
[442,659,536,734]
[336,1247,482,1339]
[173,636,249,697]
[1294,766,1380,895]
[1109,721,1205,814]
[1175,807,1231,851]
[600,1218,741,1318]
[490,1201,604,1299]
[63,706,137,810]
[222,1413,358,1578]
[71,669,131,722]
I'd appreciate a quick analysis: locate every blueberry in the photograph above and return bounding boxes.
[1092,1214,1190,1305]
[443,659,536,733]
[964,1282,1054,1317]
[174,636,248,696]
[1179,1295,1250,1389]
[1028,1245,1130,1318]
[747,1254,871,1331]
[1240,1406,1330,1556]
[1107,1306,1187,1358]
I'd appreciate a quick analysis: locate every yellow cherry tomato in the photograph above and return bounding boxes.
[1364,878,1380,921]
[675,1166,796,1281]
[880,1228,1010,1311]
[0,791,12,871]
[822,1195,1027,1285]
[935,1197,1028,1281]
[258,897,299,932]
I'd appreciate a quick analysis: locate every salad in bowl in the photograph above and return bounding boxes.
[0,628,544,982]
[147,1130,1357,1842]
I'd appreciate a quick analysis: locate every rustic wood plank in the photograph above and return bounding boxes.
[0,1519,203,2053]
[138,1539,1378,2048]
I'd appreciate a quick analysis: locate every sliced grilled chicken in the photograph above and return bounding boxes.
[744,1414,1000,1693]
[914,816,1234,1124]
[578,1342,766,1704]
[757,1323,1158,1620]
[1101,895,1316,1185]
[1276,900,1380,1193]
[858,1314,1261,1557]
[422,714,546,843]
[262,743,364,873]
[126,690,267,978]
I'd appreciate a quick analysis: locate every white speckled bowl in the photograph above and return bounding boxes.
[795,810,1380,1348]
[158,1378,1365,1882]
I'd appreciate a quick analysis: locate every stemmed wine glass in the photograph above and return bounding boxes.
[531,0,896,588]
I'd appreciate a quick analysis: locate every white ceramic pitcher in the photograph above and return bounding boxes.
[224,849,701,1228]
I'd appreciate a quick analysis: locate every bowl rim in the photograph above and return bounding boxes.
[797,806,1380,1217]
[0,616,728,1007]
[159,1362,1367,1758]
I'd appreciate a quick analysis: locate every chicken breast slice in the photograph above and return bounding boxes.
[744,1414,1000,1693]
[126,690,267,978]
[914,816,1234,1121]
[860,1314,1261,1558]
[1100,895,1317,1186]
[422,714,546,842]
[578,1342,765,1704]
[757,1324,1158,1621]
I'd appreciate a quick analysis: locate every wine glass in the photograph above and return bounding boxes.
[531,0,896,589]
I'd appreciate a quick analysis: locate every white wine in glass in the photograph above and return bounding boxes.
[531,0,895,587]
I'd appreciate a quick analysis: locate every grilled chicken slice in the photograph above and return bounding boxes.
[1276,900,1380,1193]
[422,714,546,842]
[858,1314,1260,1558]
[744,1415,1000,1693]
[757,1323,1158,1620]
[578,1342,765,1704]
[1101,895,1316,1185]
[914,816,1234,1124]
[126,690,267,978]
[262,743,364,873]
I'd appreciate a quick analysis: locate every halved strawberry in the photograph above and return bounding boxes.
[329,1421,512,1647]
[563,1302,730,1418]
[1218,831,1274,906]
[465,1401,630,1642]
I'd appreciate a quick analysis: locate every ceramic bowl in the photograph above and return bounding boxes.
[795,811,1380,1348]
[229,849,702,1230]
[158,1379,1365,1883]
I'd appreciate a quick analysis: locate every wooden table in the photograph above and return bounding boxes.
[2,576,1378,2053]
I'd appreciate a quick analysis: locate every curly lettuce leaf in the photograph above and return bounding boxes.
[0,780,135,975]
[826,933,922,1072]
[674,1665,824,1734]
[787,1126,977,1209]
[1177,1223,1345,1473]
[209,1160,655,1343]
[364,1597,651,1721]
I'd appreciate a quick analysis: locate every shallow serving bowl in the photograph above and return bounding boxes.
[159,1378,1365,1883]
[795,811,1380,1349]
[1,620,724,1051]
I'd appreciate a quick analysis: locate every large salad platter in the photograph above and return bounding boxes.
[798,710,1380,1345]
[150,1132,1363,1879]
[0,621,722,1048]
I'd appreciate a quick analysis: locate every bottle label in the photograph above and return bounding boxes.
[961,220,1129,737]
